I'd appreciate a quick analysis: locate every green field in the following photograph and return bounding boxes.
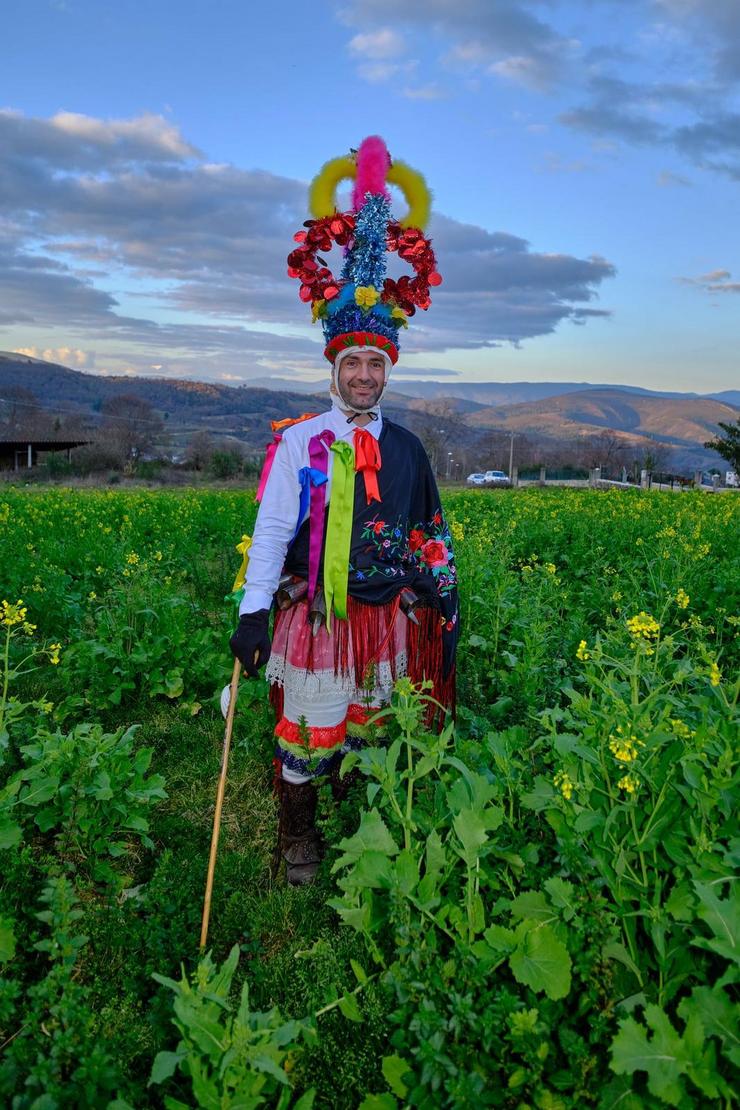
[1,486,738,1108]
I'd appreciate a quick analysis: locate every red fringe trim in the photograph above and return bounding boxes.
[407,607,457,727]
[275,716,346,750]
[269,598,455,732]
[347,702,380,725]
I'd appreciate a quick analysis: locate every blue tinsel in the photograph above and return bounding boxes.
[322,302,401,348]
[340,194,390,289]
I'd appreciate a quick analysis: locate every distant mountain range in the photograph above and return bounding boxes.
[247,373,740,410]
[1,351,736,472]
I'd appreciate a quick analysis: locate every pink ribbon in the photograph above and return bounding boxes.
[307,429,335,601]
[256,433,282,503]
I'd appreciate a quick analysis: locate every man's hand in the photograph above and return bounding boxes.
[229,609,271,678]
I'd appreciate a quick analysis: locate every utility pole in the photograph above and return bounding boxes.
[508,431,515,478]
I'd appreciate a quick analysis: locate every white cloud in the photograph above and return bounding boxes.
[50,111,198,158]
[358,59,417,83]
[348,27,406,59]
[402,83,447,100]
[678,268,740,293]
[657,169,692,186]
[13,345,94,366]
[489,54,552,90]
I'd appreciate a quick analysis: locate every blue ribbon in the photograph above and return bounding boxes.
[293,467,328,540]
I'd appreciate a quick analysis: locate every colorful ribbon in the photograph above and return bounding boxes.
[256,414,319,503]
[323,439,355,627]
[256,432,282,503]
[232,534,252,591]
[271,412,318,433]
[354,428,381,504]
[294,466,328,541]
[308,430,335,600]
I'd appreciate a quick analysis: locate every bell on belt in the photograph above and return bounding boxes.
[309,586,327,637]
[275,575,308,610]
[398,587,422,625]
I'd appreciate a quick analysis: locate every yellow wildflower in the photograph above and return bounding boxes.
[576,640,590,662]
[709,662,721,687]
[669,718,691,740]
[609,732,641,763]
[355,285,380,308]
[22,621,37,636]
[1,599,27,627]
[451,521,465,542]
[48,642,61,665]
[126,552,140,565]
[154,550,163,562]
[544,562,556,575]
[626,612,660,648]
[618,773,640,795]
[554,770,573,800]
[675,588,689,609]
[88,591,97,600]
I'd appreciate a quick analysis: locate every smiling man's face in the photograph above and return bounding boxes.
[336,350,387,411]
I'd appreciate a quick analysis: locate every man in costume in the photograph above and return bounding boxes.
[230,136,458,884]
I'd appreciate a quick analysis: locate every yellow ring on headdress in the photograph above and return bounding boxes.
[309,153,432,230]
[309,156,356,219]
[386,161,431,229]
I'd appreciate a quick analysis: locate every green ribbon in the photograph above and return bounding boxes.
[323,439,355,627]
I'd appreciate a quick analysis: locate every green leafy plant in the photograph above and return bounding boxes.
[0,877,122,1108]
[151,944,316,1109]
[329,680,618,1106]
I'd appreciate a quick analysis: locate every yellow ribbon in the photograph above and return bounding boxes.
[323,440,355,628]
[232,534,252,591]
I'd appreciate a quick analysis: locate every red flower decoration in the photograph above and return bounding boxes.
[421,539,449,568]
[287,212,442,314]
[373,520,387,534]
[409,528,425,553]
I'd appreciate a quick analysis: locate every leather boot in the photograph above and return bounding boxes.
[278,780,322,886]
[329,758,363,804]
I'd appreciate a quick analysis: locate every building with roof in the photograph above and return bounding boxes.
[0,438,90,471]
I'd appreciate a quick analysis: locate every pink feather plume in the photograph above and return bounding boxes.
[352,135,391,212]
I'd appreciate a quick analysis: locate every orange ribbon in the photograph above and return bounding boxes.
[354,428,381,504]
[270,412,318,433]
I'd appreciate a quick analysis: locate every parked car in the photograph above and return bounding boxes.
[484,469,511,487]
[466,472,487,486]
[726,470,738,487]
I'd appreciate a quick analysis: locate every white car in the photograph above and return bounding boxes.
[484,469,510,486]
[466,472,487,486]
[726,470,738,488]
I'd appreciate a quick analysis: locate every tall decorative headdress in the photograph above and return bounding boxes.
[287,135,442,365]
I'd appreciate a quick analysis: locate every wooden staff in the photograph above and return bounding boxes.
[199,656,242,951]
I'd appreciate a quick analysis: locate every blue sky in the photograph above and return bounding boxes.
[1,0,738,392]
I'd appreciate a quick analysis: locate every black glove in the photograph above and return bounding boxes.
[229,609,271,678]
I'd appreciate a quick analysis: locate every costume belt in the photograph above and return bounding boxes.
[274,574,425,635]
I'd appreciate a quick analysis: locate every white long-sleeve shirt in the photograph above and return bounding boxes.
[239,406,383,614]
